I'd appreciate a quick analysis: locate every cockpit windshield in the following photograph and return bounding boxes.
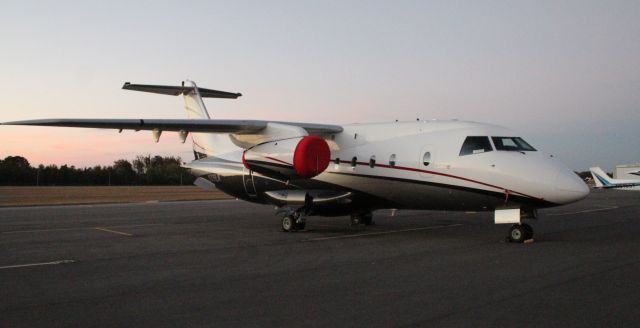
[459,136,493,156]
[491,137,536,151]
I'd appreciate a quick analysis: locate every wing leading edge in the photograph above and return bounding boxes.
[2,118,344,135]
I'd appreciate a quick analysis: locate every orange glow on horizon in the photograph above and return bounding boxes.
[0,127,193,168]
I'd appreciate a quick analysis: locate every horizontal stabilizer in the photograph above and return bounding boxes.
[122,82,242,99]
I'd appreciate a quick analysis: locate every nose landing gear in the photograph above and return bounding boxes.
[495,208,535,243]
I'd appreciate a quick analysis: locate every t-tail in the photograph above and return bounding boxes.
[122,80,241,158]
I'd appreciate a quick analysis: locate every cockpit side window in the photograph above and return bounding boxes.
[459,136,493,156]
[491,137,536,151]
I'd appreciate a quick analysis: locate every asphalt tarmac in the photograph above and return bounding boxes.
[1,189,639,327]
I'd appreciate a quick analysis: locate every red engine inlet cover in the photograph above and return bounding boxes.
[293,136,330,178]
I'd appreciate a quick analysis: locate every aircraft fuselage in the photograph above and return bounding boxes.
[192,120,589,216]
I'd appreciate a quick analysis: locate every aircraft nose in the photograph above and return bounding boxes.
[554,170,590,204]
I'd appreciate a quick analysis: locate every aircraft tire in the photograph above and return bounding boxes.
[508,224,526,243]
[282,215,296,232]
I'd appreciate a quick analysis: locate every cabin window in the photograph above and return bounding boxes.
[491,137,536,151]
[389,154,396,166]
[351,157,357,167]
[335,158,340,165]
[369,156,376,168]
[459,136,493,156]
[423,152,431,166]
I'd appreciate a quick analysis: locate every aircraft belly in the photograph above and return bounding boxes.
[318,172,537,211]
[195,165,548,212]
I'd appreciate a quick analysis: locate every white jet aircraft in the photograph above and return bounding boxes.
[589,167,640,191]
[3,81,589,242]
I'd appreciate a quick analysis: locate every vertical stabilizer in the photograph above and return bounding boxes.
[122,80,242,158]
[590,167,612,188]
[182,80,237,157]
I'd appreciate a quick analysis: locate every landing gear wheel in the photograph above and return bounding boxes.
[350,215,361,227]
[282,215,296,232]
[508,224,526,243]
[362,213,374,226]
[522,223,534,240]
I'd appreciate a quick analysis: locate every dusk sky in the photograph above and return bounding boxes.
[1,1,638,172]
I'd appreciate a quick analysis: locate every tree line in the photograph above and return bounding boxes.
[1,154,592,187]
[0,155,196,186]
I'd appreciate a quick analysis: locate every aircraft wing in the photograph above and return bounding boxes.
[2,118,343,135]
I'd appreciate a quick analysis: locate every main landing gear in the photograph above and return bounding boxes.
[350,213,374,227]
[280,192,313,232]
[282,212,375,232]
[282,213,306,232]
[507,223,533,243]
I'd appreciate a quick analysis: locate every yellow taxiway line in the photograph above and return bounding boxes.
[94,227,133,237]
[0,260,76,270]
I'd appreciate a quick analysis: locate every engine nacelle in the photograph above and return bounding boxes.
[243,136,330,180]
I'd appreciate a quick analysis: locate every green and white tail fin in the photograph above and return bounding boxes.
[589,167,612,188]
[122,80,242,158]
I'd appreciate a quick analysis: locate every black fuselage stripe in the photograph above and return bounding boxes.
[330,159,543,200]
[226,159,554,206]
[325,171,558,207]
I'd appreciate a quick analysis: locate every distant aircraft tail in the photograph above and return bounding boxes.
[122,81,242,158]
[589,167,613,188]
